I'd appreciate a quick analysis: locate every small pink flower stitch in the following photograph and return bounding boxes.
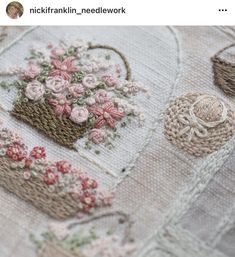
[23,171,31,180]
[89,129,106,144]
[80,192,97,212]
[49,57,79,80]
[56,160,71,174]
[99,191,115,205]
[21,65,41,80]
[30,146,46,159]
[102,75,117,87]
[81,178,98,190]
[82,74,98,89]
[70,182,83,197]
[48,96,72,116]
[44,168,59,185]
[68,84,85,98]
[89,102,125,129]
[95,89,110,104]
[24,157,33,168]
[6,144,26,161]
[70,107,89,124]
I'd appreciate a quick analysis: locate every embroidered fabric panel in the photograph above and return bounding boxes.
[1,26,235,257]
[0,26,179,178]
[133,26,235,257]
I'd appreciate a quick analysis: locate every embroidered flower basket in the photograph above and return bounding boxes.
[2,41,147,150]
[0,126,113,219]
[34,212,135,257]
[0,156,79,219]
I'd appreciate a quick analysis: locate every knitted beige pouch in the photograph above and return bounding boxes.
[164,92,235,157]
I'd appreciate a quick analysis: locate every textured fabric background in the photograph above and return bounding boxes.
[0,26,235,257]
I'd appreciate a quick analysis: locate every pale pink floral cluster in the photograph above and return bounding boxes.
[44,224,136,257]
[81,235,136,257]
[20,40,148,147]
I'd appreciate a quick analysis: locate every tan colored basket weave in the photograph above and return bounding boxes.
[212,43,235,96]
[164,93,235,157]
[0,157,80,219]
[11,101,88,150]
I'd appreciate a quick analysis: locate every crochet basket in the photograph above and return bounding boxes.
[11,44,132,149]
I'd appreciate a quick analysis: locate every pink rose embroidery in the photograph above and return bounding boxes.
[82,74,98,89]
[89,129,106,144]
[102,75,117,87]
[21,65,41,80]
[49,57,79,80]
[89,102,125,128]
[30,146,46,159]
[48,96,72,116]
[45,76,69,94]
[44,168,59,185]
[68,84,85,98]
[6,144,27,161]
[25,81,45,101]
[70,107,89,124]
[56,160,71,174]
[95,89,110,104]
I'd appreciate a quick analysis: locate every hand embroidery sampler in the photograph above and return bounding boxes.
[1,26,235,257]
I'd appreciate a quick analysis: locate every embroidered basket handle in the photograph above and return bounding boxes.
[88,44,132,81]
[67,211,133,244]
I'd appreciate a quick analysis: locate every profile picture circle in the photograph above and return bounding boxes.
[6,1,23,19]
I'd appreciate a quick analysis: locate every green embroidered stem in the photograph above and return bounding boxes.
[88,44,132,81]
